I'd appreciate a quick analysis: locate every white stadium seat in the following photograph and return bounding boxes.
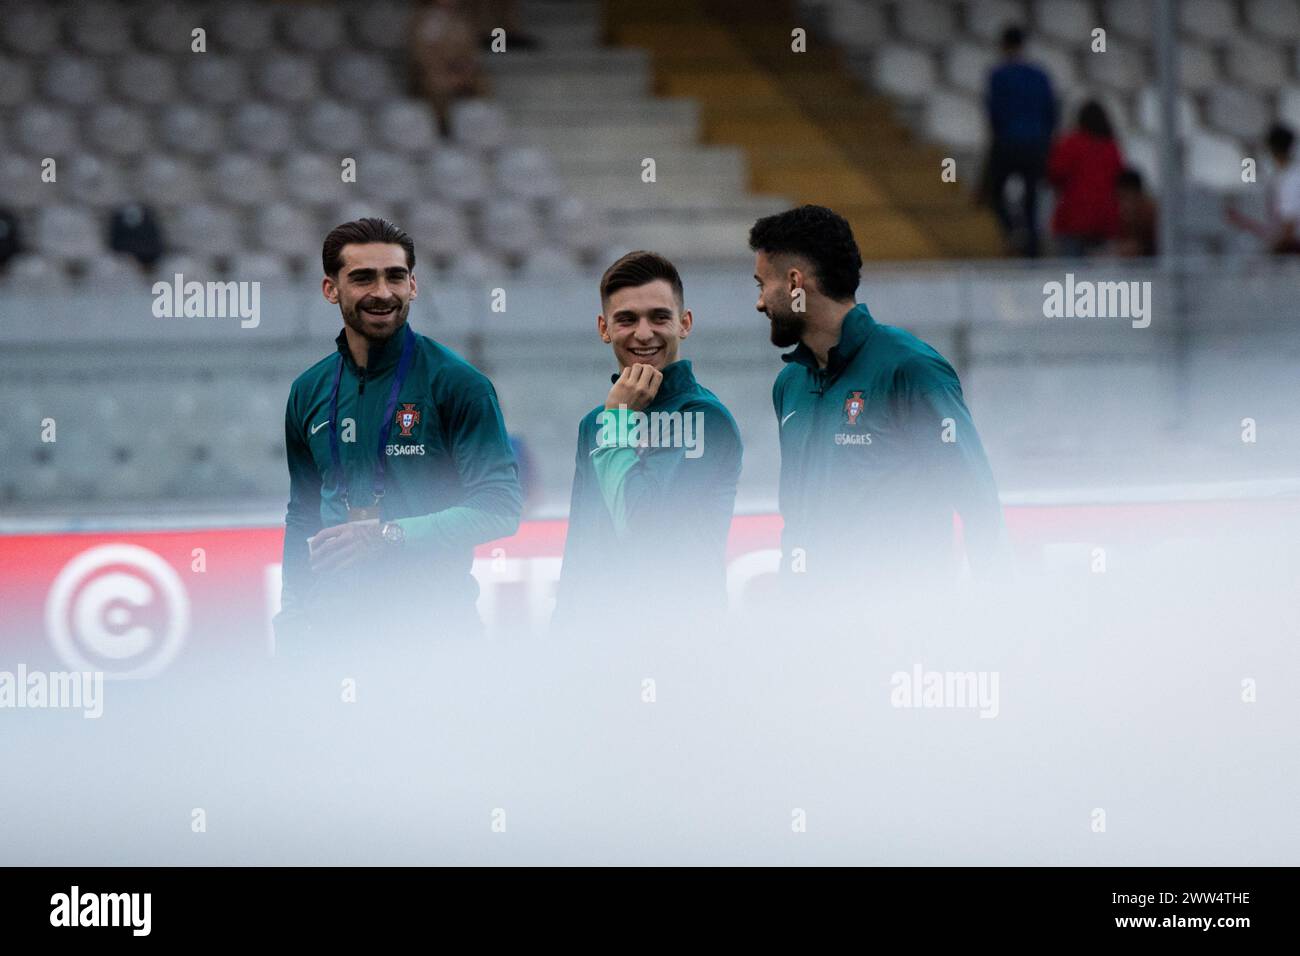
[422,148,490,205]
[253,203,320,259]
[1137,86,1198,138]
[86,104,153,158]
[1034,0,1096,47]
[404,201,472,260]
[13,104,79,155]
[944,41,998,95]
[872,43,938,101]
[170,205,244,256]
[923,90,988,150]
[209,154,281,208]
[65,154,129,208]
[133,156,204,206]
[495,147,562,201]
[1081,42,1145,93]
[1187,129,1249,190]
[897,0,959,47]
[34,205,103,259]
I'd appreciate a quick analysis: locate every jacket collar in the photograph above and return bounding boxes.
[335,322,410,375]
[781,303,876,374]
[608,359,697,407]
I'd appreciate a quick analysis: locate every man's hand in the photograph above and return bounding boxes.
[308,519,383,574]
[606,363,663,411]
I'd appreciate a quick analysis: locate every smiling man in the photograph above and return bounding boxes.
[553,251,743,635]
[274,217,521,653]
[751,205,1007,601]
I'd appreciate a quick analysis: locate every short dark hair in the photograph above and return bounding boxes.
[748,205,862,301]
[1078,100,1114,140]
[1267,123,1295,157]
[599,250,684,310]
[322,217,415,276]
[1001,25,1025,49]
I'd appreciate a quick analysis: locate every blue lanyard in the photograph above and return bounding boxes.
[327,324,416,509]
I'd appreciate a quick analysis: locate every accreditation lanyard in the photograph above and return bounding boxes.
[327,324,416,513]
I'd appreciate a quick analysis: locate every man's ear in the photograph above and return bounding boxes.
[322,275,339,304]
[408,271,417,299]
[678,309,693,338]
[597,313,611,343]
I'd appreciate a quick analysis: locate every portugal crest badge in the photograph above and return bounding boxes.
[842,390,866,426]
[395,403,421,437]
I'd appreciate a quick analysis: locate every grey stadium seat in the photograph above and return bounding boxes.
[228,252,294,282]
[1080,43,1145,93]
[962,0,1029,43]
[13,104,79,155]
[373,100,441,155]
[133,156,204,206]
[404,200,471,260]
[209,154,281,208]
[66,154,129,208]
[450,99,510,152]
[354,152,421,202]
[0,55,32,107]
[1,4,61,56]
[421,148,490,205]
[494,147,562,201]
[157,104,226,157]
[1224,35,1288,92]
[0,155,40,209]
[350,1,412,51]
[136,1,204,53]
[280,3,346,52]
[252,203,320,258]
[1034,0,1095,46]
[326,52,399,102]
[42,54,106,107]
[257,55,322,104]
[896,0,958,47]
[546,197,609,257]
[871,44,937,101]
[231,102,297,156]
[279,153,350,205]
[212,2,278,53]
[300,100,368,152]
[1179,0,1235,41]
[479,198,542,258]
[1178,41,1219,93]
[34,205,104,259]
[182,55,250,106]
[68,1,134,56]
[1204,86,1270,142]
[113,54,179,105]
[86,104,153,158]
[1245,0,1300,40]
[944,42,997,96]
[1102,0,1152,41]
[825,0,886,52]
[169,205,244,256]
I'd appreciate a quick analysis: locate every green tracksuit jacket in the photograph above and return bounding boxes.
[773,304,1005,587]
[276,322,521,642]
[553,360,742,632]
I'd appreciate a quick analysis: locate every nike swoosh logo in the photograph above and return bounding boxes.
[780,411,797,427]
[310,420,330,435]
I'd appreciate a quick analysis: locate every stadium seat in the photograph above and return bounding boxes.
[923,90,987,150]
[404,200,472,260]
[158,105,226,158]
[825,0,887,51]
[962,0,1029,43]
[1179,0,1236,41]
[136,1,203,53]
[349,0,412,51]
[353,153,421,202]
[65,154,128,208]
[153,252,216,280]
[1,4,60,56]
[300,100,368,152]
[1102,0,1152,41]
[133,156,204,206]
[169,205,244,257]
[279,153,349,205]
[228,252,294,282]
[1223,35,1288,92]
[1187,129,1249,190]
[1137,86,1197,138]
[494,147,562,201]
[34,205,103,259]
[1121,131,1159,186]
[279,4,346,52]
[68,2,134,56]
[86,104,152,158]
[326,52,399,102]
[447,247,506,282]
[521,248,582,279]
[82,252,145,282]
[1034,0,1096,47]
[450,100,511,152]
[113,54,178,106]
[13,104,79,155]
[373,100,441,155]
[897,0,959,47]
[1244,0,1300,40]
[232,103,298,156]
[209,155,281,208]
[422,148,490,205]
[943,41,998,96]
[257,55,322,104]
[327,199,398,230]
[212,2,278,54]
[872,43,938,101]
[182,55,250,106]
[0,55,31,107]
[1204,86,1270,142]
[0,155,39,209]
[546,196,608,256]
[1081,42,1145,93]
[480,198,543,258]
[253,203,320,259]
[41,54,106,107]
[1177,41,1219,93]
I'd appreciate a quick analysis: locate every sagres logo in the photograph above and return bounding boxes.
[890,664,1000,718]
[152,272,260,328]
[1042,272,1152,328]
[44,544,190,679]
[50,886,151,936]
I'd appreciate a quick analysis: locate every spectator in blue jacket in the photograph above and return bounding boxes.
[985,26,1058,257]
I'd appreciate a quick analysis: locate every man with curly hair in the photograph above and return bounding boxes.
[750,205,1007,601]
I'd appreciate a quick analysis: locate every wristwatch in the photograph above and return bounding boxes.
[380,521,405,547]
